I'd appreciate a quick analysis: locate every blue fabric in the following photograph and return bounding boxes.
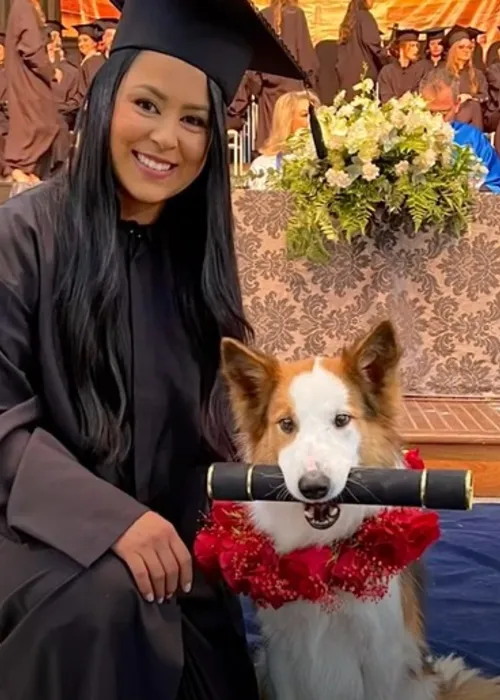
[452,120,500,193]
[241,505,500,676]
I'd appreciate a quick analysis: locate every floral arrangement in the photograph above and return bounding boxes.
[194,450,439,610]
[267,80,486,261]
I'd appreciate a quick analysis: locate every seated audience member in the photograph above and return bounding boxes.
[444,26,488,130]
[420,27,447,70]
[485,59,500,156]
[249,90,320,190]
[470,26,487,72]
[420,68,500,193]
[378,28,427,104]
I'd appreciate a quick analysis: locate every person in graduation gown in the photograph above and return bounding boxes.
[253,0,319,151]
[443,25,488,130]
[0,33,8,178]
[470,27,487,73]
[419,26,446,71]
[421,67,500,193]
[94,17,119,58]
[484,58,500,155]
[62,23,106,123]
[3,0,67,184]
[378,28,427,104]
[0,0,306,697]
[487,33,500,67]
[336,0,387,102]
[315,39,340,105]
[45,23,79,130]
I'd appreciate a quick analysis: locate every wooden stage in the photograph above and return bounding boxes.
[401,398,500,499]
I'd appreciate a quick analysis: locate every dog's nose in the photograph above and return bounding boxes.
[298,471,331,500]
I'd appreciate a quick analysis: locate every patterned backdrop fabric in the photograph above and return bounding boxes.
[232,191,500,399]
[62,0,500,46]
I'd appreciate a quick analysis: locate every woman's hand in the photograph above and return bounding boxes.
[112,511,192,603]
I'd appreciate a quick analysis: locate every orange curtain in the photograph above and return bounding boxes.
[61,0,500,45]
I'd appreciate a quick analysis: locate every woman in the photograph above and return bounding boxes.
[444,26,488,130]
[254,0,319,150]
[0,0,304,697]
[377,28,426,104]
[420,26,446,70]
[249,89,319,189]
[336,0,387,101]
[62,23,106,121]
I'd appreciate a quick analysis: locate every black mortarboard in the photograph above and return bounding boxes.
[467,27,486,40]
[109,0,305,105]
[73,23,103,42]
[94,17,119,32]
[0,32,5,45]
[45,19,66,33]
[446,25,474,47]
[421,27,447,41]
[394,28,420,42]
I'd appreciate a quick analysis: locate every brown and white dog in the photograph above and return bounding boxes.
[221,321,500,700]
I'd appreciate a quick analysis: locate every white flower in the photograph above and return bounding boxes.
[353,78,374,94]
[414,148,437,173]
[325,168,351,189]
[361,162,380,181]
[395,160,410,176]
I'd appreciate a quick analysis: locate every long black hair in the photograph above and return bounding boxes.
[53,48,252,468]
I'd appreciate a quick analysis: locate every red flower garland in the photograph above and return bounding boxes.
[403,448,425,471]
[195,504,440,610]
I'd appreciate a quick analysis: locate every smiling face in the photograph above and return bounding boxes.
[401,40,420,63]
[78,33,98,56]
[110,51,210,224]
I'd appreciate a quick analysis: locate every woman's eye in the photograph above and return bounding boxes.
[278,417,296,434]
[334,414,352,428]
[182,115,208,129]
[135,99,159,114]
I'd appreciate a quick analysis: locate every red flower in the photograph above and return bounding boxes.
[404,449,425,471]
[193,503,440,609]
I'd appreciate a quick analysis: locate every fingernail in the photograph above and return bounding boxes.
[183,582,192,593]
[157,597,164,604]
[146,593,154,603]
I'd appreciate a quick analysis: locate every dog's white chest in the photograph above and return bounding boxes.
[257,577,425,700]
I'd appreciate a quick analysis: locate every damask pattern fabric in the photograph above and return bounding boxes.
[233,190,500,398]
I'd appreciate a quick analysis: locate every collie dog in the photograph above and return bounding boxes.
[220,321,500,700]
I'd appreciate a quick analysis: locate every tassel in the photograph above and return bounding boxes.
[308,102,328,161]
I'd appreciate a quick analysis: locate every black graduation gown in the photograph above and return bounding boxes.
[62,52,106,121]
[377,60,428,104]
[0,180,258,700]
[336,9,387,102]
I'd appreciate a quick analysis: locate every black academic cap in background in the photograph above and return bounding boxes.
[445,25,474,47]
[421,27,448,41]
[45,19,66,33]
[0,32,5,45]
[109,0,305,104]
[394,28,420,42]
[73,23,103,42]
[94,17,119,32]
[467,26,486,40]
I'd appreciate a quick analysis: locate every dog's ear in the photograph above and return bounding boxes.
[343,321,401,417]
[221,338,279,441]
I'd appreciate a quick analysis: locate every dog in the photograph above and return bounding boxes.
[220,321,500,700]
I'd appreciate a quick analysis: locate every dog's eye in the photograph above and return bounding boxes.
[334,413,351,428]
[278,417,296,434]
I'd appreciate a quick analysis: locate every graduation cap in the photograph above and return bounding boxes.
[109,0,306,105]
[94,17,119,32]
[0,32,5,46]
[421,27,447,41]
[45,19,66,33]
[393,28,420,43]
[467,27,486,40]
[73,23,103,42]
[445,25,475,47]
